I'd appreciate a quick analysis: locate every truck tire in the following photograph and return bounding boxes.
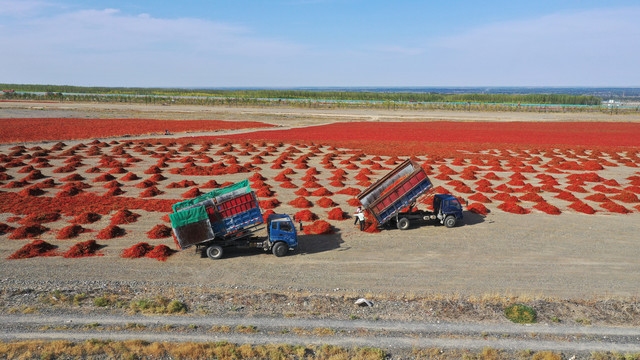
[206,245,223,260]
[397,217,410,230]
[444,215,457,228]
[272,242,288,257]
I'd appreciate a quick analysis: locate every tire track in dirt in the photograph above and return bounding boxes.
[2,314,640,353]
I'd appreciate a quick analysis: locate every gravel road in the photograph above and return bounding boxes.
[2,313,640,354]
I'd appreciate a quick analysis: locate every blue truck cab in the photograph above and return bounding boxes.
[433,194,464,228]
[267,214,298,257]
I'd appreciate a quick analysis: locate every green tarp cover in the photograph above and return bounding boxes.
[172,179,250,212]
[169,205,208,228]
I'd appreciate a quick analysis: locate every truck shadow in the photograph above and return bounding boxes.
[378,211,486,231]
[459,211,487,227]
[201,247,269,259]
[196,232,345,259]
[296,232,345,255]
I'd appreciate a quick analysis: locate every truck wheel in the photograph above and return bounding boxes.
[397,217,410,230]
[444,216,457,228]
[272,242,288,257]
[206,245,223,260]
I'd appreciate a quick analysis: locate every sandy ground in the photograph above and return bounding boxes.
[0,101,638,300]
[3,100,640,125]
[1,210,639,299]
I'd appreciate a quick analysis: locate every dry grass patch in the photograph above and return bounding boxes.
[0,340,387,360]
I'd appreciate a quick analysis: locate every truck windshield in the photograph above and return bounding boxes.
[447,200,461,209]
[279,222,293,232]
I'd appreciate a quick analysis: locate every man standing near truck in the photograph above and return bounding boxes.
[354,207,365,231]
[354,207,362,225]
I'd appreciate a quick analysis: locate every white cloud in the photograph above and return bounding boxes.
[0,5,307,86]
[1,4,638,86]
[0,0,59,16]
[425,7,640,85]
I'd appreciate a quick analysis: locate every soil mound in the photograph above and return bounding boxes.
[327,207,348,220]
[19,212,60,225]
[56,224,86,239]
[8,240,58,259]
[601,201,631,214]
[294,188,312,196]
[200,179,219,188]
[294,209,318,222]
[467,203,490,215]
[311,187,333,196]
[555,191,579,202]
[498,202,530,214]
[103,180,122,189]
[18,187,45,197]
[316,197,337,208]
[289,197,313,208]
[110,209,140,225]
[279,181,298,188]
[347,198,362,207]
[259,199,281,209]
[336,187,361,196]
[569,201,596,214]
[146,244,175,261]
[136,180,156,189]
[611,191,639,203]
[585,193,609,202]
[93,173,116,182]
[9,224,49,240]
[255,187,274,197]
[60,173,85,182]
[533,201,561,215]
[181,187,202,198]
[167,180,197,188]
[122,242,154,258]
[72,212,101,224]
[519,192,545,203]
[148,174,167,182]
[96,225,125,239]
[104,187,125,196]
[0,223,16,234]
[147,224,173,239]
[304,220,333,235]
[63,240,103,258]
[140,186,163,197]
[120,172,140,181]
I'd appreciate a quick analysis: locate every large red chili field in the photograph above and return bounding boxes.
[1,119,639,261]
[215,121,640,157]
[0,118,276,143]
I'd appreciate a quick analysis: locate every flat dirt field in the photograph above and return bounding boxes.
[1,101,640,357]
[1,101,639,298]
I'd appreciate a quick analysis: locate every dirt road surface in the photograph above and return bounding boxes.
[2,313,640,354]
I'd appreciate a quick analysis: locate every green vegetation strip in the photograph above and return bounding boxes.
[1,83,602,105]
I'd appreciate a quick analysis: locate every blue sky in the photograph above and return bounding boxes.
[1,0,639,87]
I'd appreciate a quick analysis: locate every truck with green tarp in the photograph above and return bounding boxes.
[169,180,298,259]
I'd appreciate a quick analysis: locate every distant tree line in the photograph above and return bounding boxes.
[1,83,603,105]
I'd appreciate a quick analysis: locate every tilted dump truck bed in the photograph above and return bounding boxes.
[169,180,263,249]
[357,159,433,225]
